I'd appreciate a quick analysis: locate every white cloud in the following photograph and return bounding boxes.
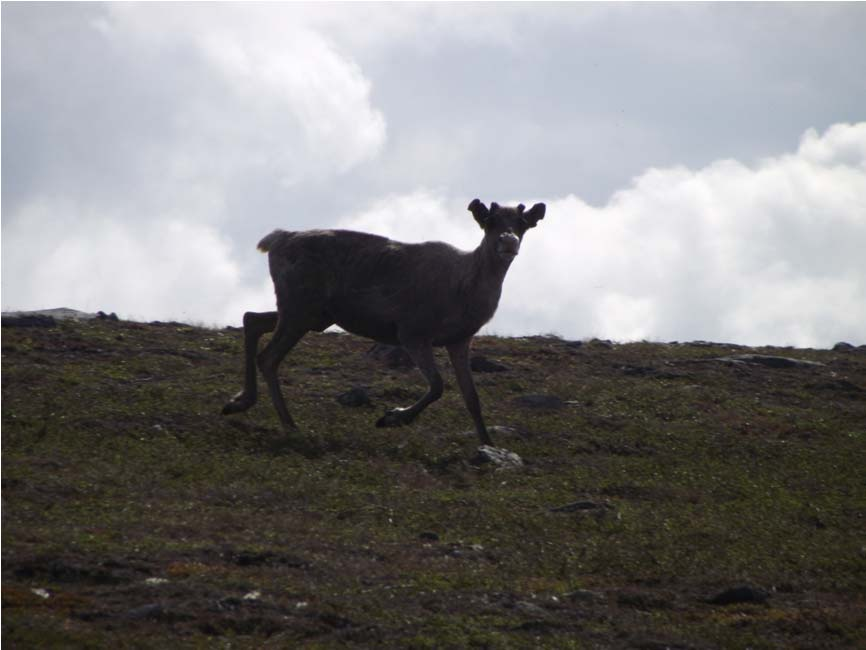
[337,123,866,348]
[1,198,274,325]
[101,3,386,188]
[2,3,386,324]
[335,190,480,251]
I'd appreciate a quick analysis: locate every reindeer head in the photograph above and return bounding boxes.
[468,199,546,264]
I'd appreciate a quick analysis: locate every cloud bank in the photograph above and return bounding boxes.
[2,3,384,323]
[339,123,866,348]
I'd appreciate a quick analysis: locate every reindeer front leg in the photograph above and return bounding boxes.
[446,338,493,446]
[376,340,443,428]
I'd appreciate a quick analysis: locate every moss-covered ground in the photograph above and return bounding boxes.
[2,318,865,648]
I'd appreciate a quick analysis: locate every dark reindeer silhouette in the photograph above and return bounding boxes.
[222,199,546,445]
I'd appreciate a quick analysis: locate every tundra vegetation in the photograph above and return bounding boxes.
[2,316,865,648]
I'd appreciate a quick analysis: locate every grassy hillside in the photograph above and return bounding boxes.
[2,317,865,648]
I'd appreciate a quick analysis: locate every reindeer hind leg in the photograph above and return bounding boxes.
[256,309,314,431]
[222,311,278,415]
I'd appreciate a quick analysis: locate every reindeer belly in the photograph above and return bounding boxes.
[327,296,401,345]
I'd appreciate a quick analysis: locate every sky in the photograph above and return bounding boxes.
[2,2,865,347]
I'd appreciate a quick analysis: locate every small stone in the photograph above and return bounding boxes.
[707,585,769,605]
[126,603,164,620]
[336,386,371,407]
[144,577,169,586]
[31,588,50,599]
[549,500,612,513]
[470,355,509,372]
[419,532,440,542]
[563,588,604,604]
[550,499,616,521]
[515,600,548,617]
[216,596,242,611]
[242,590,261,601]
[471,445,524,470]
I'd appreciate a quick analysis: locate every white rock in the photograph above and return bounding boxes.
[473,445,524,470]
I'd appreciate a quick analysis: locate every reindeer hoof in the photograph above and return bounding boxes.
[222,392,256,415]
[376,408,412,428]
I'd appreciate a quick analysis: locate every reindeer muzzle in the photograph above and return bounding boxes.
[497,232,520,261]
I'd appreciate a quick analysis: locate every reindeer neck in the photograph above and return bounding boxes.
[474,237,512,281]
[463,238,511,307]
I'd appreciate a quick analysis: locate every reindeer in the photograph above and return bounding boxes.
[222,199,546,445]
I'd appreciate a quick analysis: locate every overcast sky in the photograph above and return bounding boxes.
[3,2,865,347]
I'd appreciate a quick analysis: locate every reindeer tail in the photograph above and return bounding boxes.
[257,229,291,253]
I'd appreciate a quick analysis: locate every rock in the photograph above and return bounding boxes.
[563,588,605,604]
[620,364,657,377]
[365,343,414,369]
[549,499,612,514]
[690,340,746,349]
[832,341,855,351]
[514,600,549,617]
[419,531,439,542]
[550,499,618,521]
[471,445,524,470]
[2,307,101,323]
[336,387,371,407]
[216,596,243,611]
[446,542,486,559]
[514,394,565,410]
[470,355,509,372]
[126,603,164,620]
[715,354,824,369]
[588,338,614,349]
[707,585,769,605]
[97,311,119,321]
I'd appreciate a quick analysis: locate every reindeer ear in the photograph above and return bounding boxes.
[523,202,546,228]
[517,204,526,213]
[468,198,489,228]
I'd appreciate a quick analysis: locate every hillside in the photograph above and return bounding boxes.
[2,316,865,648]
